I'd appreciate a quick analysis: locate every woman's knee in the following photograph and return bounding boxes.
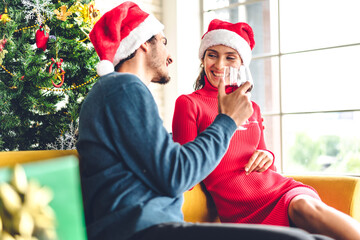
[289,195,325,221]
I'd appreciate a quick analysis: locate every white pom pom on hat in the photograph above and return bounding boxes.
[96,60,114,77]
[199,19,255,67]
[89,1,164,76]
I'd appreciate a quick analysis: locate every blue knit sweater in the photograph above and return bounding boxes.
[76,72,237,240]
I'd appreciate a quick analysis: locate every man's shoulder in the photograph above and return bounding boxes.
[99,72,142,86]
[95,72,149,95]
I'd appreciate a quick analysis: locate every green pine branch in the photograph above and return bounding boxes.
[0,0,99,151]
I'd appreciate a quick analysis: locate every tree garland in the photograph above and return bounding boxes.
[0,2,100,92]
[0,63,98,91]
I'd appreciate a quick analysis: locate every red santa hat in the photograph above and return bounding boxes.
[89,1,164,76]
[199,19,255,66]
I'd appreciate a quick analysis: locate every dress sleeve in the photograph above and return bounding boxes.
[172,95,201,190]
[172,95,199,145]
[253,103,277,171]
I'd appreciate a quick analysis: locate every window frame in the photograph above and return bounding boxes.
[201,0,360,175]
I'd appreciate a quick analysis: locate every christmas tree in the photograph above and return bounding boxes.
[0,0,100,151]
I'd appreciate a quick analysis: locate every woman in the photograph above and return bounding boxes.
[172,19,360,240]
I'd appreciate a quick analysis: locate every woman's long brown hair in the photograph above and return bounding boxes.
[194,51,207,90]
[194,66,206,90]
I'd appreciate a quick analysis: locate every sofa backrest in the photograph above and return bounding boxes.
[0,149,78,167]
[0,150,217,223]
[2,150,359,223]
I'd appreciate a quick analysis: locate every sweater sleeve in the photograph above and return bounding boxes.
[106,80,237,197]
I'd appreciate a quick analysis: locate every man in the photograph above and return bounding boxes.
[77,2,333,240]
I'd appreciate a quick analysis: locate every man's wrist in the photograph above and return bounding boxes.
[215,114,237,132]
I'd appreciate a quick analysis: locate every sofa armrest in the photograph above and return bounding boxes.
[288,175,360,222]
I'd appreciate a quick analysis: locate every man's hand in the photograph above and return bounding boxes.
[218,79,253,126]
[244,150,273,175]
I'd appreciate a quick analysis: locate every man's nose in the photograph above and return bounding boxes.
[167,56,173,65]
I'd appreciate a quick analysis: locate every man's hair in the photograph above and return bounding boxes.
[114,35,157,71]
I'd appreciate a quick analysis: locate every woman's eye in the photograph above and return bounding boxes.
[208,54,217,58]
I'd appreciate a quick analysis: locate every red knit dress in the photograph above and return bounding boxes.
[172,77,320,226]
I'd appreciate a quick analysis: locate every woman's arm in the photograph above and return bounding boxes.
[172,95,202,190]
[244,102,276,173]
[172,95,199,144]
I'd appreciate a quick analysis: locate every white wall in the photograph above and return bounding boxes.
[162,0,202,131]
[94,0,203,132]
[95,0,161,15]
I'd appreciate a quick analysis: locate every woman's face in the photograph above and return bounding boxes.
[203,45,242,87]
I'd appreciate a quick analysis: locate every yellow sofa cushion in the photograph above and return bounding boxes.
[182,175,360,223]
[290,175,360,222]
[182,183,220,223]
[1,150,359,223]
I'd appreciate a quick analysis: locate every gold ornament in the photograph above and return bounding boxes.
[69,1,100,33]
[0,49,7,65]
[0,183,22,214]
[11,164,28,194]
[88,1,100,24]
[0,6,11,24]
[0,164,57,240]
[0,13,11,23]
[43,24,50,33]
[54,5,72,21]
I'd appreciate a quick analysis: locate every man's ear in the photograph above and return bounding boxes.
[139,41,150,52]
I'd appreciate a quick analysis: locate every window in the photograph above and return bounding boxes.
[202,0,360,175]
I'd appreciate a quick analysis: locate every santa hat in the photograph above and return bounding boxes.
[89,1,164,76]
[199,19,255,66]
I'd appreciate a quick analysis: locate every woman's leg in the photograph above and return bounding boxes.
[289,195,360,240]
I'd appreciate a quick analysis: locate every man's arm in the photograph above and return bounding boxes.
[109,80,237,197]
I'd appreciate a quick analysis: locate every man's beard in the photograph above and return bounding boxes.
[149,45,171,85]
[151,71,171,85]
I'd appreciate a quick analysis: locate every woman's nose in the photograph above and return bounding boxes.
[214,58,225,70]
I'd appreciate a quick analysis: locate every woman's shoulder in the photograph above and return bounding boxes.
[251,101,260,113]
[176,91,201,104]
[175,91,208,114]
[251,101,263,118]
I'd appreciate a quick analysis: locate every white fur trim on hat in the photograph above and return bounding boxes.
[199,29,252,66]
[96,60,114,76]
[113,14,164,66]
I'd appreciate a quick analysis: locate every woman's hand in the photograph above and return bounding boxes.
[244,150,273,175]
